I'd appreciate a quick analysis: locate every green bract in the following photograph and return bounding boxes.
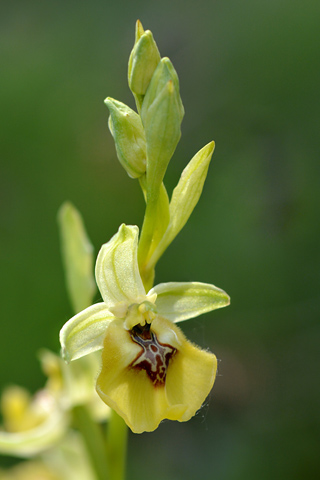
[58,202,96,314]
[105,98,147,178]
[146,141,215,269]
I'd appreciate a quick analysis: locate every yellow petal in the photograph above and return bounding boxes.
[96,316,216,433]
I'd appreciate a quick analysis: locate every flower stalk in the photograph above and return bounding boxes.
[106,410,128,480]
[73,405,109,480]
[0,19,231,480]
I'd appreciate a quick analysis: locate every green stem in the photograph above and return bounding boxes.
[73,405,109,480]
[137,176,159,289]
[106,409,128,480]
[138,197,157,266]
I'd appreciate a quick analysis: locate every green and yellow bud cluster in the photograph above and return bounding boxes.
[105,20,215,285]
[56,19,230,442]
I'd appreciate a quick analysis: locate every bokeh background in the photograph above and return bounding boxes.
[1,0,320,478]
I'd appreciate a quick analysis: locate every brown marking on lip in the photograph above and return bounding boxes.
[129,323,176,386]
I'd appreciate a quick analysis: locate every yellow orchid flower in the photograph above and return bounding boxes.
[0,349,109,458]
[0,386,66,457]
[60,224,230,433]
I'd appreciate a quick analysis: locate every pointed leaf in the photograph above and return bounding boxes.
[58,202,96,314]
[168,141,215,242]
[146,142,215,270]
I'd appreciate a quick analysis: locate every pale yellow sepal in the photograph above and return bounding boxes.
[58,202,96,314]
[59,303,114,362]
[150,281,230,322]
[105,98,147,178]
[96,316,216,433]
[95,224,147,308]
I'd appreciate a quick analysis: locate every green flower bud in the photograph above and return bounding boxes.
[105,97,147,178]
[143,58,184,120]
[141,58,184,197]
[128,27,161,96]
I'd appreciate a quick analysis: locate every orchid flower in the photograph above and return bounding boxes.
[60,224,229,433]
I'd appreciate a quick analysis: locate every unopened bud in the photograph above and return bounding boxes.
[128,29,161,96]
[140,59,184,196]
[105,97,147,178]
[141,57,184,122]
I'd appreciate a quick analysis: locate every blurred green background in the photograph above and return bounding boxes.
[1,0,320,478]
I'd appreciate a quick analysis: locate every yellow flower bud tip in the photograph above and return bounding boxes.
[104,97,127,115]
[207,140,215,152]
[135,19,145,42]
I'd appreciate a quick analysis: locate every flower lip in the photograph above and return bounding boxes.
[96,315,218,433]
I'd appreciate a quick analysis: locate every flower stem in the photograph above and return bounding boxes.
[138,197,158,273]
[106,409,128,480]
[73,405,109,480]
